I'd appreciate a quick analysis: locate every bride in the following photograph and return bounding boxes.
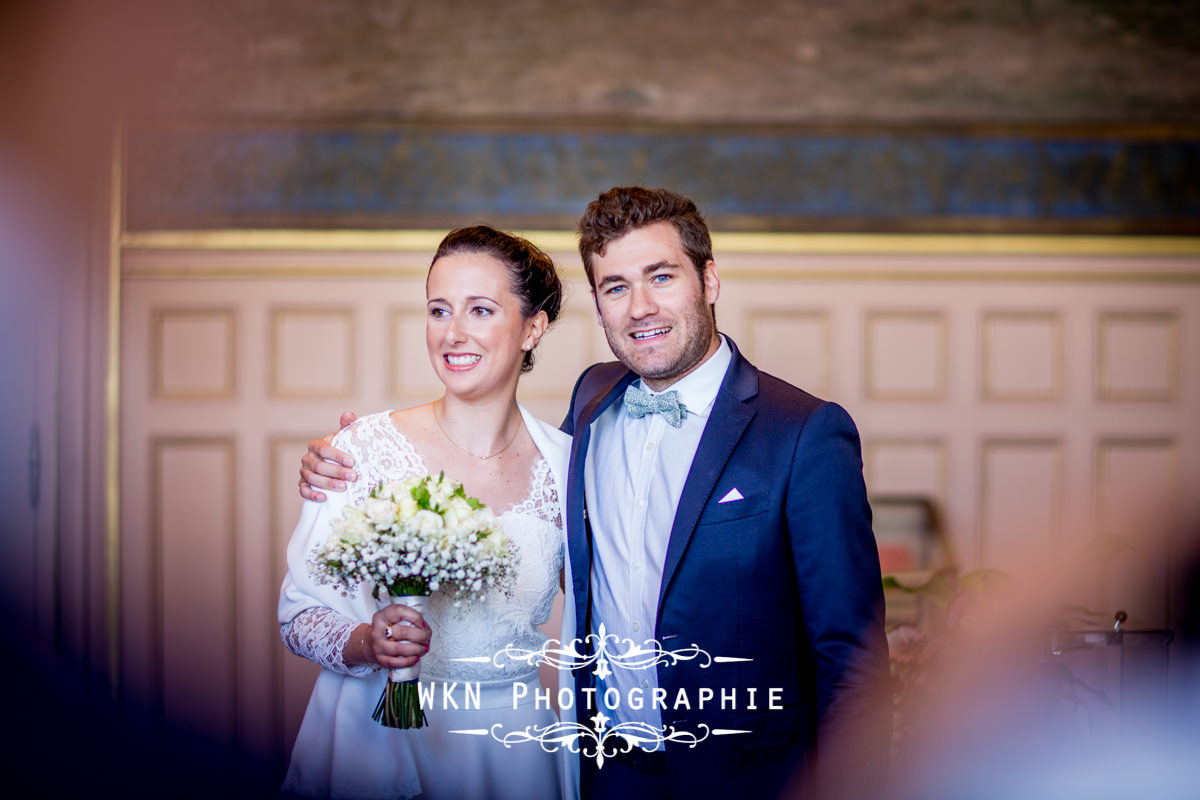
[279,226,576,800]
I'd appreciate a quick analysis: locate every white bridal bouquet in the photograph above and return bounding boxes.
[308,472,516,728]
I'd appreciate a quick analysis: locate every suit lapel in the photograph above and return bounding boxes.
[657,341,759,615]
[567,368,638,631]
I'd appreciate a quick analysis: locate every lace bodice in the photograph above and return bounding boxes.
[281,411,565,682]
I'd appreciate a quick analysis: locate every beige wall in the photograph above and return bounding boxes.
[118,234,1200,769]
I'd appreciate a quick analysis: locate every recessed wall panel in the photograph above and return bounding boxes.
[1097,311,1179,402]
[981,311,1062,402]
[979,439,1062,570]
[270,437,322,759]
[865,310,947,401]
[1095,439,1178,625]
[520,310,599,399]
[153,308,236,398]
[270,308,355,398]
[155,438,237,743]
[864,438,945,497]
[389,308,439,401]
[747,310,831,397]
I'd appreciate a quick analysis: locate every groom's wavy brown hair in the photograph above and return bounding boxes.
[577,186,714,291]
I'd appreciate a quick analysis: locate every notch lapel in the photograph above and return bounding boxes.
[657,339,760,615]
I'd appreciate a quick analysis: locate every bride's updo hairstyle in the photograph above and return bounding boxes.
[431,225,564,374]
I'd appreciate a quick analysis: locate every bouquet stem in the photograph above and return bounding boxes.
[372,679,427,728]
[371,593,429,730]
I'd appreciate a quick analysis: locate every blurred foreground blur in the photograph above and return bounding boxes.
[881,510,1200,800]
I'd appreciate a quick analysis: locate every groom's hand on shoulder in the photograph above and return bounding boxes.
[299,411,358,502]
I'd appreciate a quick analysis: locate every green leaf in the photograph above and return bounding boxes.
[466,496,484,510]
[387,577,431,597]
[411,482,431,510]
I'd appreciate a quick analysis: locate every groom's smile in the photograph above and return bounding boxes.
[591,221,721,391]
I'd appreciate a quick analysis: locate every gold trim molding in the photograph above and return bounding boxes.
[106,122,124,692]
[121,228,1200,258]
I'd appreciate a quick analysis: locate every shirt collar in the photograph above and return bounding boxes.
[635,334,731,416]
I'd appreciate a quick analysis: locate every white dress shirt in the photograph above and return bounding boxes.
[583,336,733,736]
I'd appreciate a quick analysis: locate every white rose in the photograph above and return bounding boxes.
[442,496,474,529]
[427,481,454,509]
[342,506,368,524]
[413,508,443,538]
[362,498,396,529]
[332,515,371,544]
[397,493,419,520]
[379,481,406,502]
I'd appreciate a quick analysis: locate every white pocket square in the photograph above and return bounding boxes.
[718,488,744,504]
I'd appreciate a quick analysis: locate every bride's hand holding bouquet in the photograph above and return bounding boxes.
[308,472,517,728]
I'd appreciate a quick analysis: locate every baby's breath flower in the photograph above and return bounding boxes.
[308,473,516,603]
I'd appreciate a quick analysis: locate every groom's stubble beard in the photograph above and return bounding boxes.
[600,298,717,386]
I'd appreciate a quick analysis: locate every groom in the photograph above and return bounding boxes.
[301,187,889,799]
[559,187,888,799]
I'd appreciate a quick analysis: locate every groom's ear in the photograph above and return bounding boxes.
[702,259,720,306]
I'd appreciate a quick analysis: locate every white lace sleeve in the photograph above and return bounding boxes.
[280,607,380,678]
[335,411,427,505]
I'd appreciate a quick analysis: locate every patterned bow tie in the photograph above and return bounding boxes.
[623,384,688,428]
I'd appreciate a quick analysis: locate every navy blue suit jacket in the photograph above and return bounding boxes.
[562,337,889,799]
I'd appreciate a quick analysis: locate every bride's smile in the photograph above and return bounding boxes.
[425,251,544,403]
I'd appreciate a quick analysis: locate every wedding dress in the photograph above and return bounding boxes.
[279,410,571,800]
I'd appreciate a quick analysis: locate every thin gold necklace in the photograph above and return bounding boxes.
[433,401,523,460]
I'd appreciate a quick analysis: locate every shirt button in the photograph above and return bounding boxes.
[641,679,650,688]
[646,441,655,452]
[631,561,641,571]
[632,621,641,632]
[635,500,645,510]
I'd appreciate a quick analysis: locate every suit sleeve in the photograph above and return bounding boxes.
[785,402,891,794]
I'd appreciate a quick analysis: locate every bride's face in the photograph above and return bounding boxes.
[425,252,538,399]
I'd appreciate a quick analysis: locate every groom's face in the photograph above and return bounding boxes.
[590,221,721,391]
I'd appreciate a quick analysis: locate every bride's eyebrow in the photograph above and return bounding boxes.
[426,295,500,305]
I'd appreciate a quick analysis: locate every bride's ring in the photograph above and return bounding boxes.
[384,625,393,641]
